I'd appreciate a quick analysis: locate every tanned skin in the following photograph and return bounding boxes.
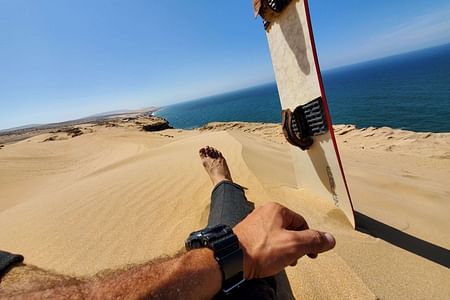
[4,248,221,300]
[1,146,335,299]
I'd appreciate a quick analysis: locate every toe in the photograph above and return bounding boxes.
[199,147,207,157]
[210,147,220,159]
[206,146,214,157]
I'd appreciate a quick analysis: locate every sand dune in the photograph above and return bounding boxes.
[1,121,449,299]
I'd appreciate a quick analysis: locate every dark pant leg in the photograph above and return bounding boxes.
[208,181,277,300]
[207,181,254,228]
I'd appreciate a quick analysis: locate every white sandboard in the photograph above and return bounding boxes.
[256,0,355,227]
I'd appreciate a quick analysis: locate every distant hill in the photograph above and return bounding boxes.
[0,124,43,133]
[0,107,159,134]
[88,107,159,118]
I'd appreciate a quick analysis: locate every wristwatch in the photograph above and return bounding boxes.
[185,224,245,294]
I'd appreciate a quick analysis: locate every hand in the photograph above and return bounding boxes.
[233,202,336,279]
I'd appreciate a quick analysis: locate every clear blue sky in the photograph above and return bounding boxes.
[1,0,450,130]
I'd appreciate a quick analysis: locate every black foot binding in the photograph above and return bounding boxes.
[267,0,291,13]
[254,0,293,27]
[281,97,329,150]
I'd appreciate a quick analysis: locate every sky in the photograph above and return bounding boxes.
[1,0,450,130]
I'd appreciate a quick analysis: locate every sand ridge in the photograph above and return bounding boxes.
[1,121,449,299]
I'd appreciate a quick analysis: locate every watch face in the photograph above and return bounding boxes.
[185,230,205,250]
[189,239,202,249]
[186,224,235,250]
[186,236,203,249]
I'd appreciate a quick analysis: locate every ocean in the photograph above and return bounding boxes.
[155,43,450,132]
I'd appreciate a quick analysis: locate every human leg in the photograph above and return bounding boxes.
[199,146,277,300]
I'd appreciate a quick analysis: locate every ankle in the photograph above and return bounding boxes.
[213,178,233,188]
[213,178,231,187]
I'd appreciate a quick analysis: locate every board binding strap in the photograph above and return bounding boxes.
[255,0,330,150]
[281,97,328,150]
[253,0,292,30]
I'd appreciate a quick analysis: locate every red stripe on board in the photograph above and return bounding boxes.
[303,0,355,219]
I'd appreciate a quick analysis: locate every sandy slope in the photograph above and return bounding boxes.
[0,122,449,299]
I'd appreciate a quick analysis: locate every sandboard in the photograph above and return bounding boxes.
[255,0,355,227]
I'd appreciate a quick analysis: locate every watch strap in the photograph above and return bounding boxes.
[217,248,245,293]
[185,224,245,294]
[210,228,245,293]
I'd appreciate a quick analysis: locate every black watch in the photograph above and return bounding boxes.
[185,224,245,294]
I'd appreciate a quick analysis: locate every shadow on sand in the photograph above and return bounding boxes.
[355,211,450,268]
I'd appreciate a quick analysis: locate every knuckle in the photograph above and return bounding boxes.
[279,207,290,218]
[265,202,282,210]
[287,244,300,257]
[311,231,323,245]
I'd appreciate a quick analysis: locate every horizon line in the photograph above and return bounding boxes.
[321,41,450,71]
[2,42,448,131]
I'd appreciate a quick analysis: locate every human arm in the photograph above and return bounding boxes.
[9,248,222,300]
[8,202,335,299]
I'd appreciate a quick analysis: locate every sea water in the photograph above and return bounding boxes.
[155,43,450,132]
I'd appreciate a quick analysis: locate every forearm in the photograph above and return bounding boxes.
[90,248,222,299]
[13,249,222,300]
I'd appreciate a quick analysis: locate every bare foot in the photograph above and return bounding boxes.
[199,146,233,186]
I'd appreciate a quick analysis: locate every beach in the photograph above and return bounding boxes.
[1,117,449,299]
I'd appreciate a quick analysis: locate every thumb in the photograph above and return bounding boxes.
[291,230,336,256]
